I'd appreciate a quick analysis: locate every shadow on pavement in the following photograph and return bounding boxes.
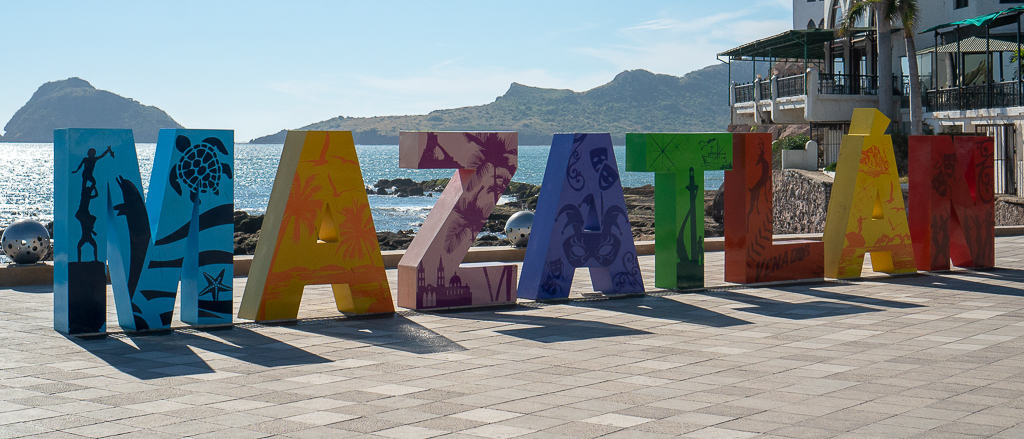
[8,285,53,294]
[570,295,751,327]
[940,267,1024,282]
[285,313,467,355]
[70,327,331,380]
[697,289,883,320]
[868,271,1024,298]
[787,285,925,309]
[436,306,651,343]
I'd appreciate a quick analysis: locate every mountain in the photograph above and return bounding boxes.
[0,77,183,143]
[251,63,753,144]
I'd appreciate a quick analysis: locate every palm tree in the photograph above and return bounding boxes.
[892,0,923,135]
[839,0,895,121]
[841,0,922,134]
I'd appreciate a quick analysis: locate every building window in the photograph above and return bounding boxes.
[955,0,968,8]
[808,19,817,29]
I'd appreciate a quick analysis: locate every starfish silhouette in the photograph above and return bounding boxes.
[200,269,231,301]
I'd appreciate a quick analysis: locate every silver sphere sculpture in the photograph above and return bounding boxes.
[504,211,534,248]
[2,220,51,264]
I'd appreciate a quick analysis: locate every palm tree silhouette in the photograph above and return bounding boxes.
[285,174,323,242]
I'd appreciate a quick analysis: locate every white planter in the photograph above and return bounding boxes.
[782,149,816,171]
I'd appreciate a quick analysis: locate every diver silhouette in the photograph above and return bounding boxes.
[75,183,99,261]
[72,146,114,189]
[72,145,113,261]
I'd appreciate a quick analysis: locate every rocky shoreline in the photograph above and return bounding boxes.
[230,178,717,253]
[13,173,1024,258]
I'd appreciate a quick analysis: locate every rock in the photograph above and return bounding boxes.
[233,231,260,255]
[377,230,415,250]
[705,216,723,237]
[710,186,725,224]
[623,185,656,239]
[234,211,263,235]
[374,178,425,197]
[772,169,832,234]
[504,182,542,209]
[474,234,503,246]
[996,196,1024,226]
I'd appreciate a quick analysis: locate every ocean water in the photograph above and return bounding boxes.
[0,143,724,231]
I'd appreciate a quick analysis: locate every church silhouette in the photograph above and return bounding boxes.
[417,257,472,308]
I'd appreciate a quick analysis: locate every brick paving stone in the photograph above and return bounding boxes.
[374,425,448,438]
[2,237,1024,436]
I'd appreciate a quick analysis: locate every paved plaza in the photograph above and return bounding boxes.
[1,237,1024,438]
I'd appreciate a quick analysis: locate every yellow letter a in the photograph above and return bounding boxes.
[239,131,394,321]
[823,109,916,279]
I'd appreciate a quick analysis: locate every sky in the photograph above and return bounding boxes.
[0,0,792,141]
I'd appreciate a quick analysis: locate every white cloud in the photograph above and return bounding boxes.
[577,12,791,77]
[623,11,753,34]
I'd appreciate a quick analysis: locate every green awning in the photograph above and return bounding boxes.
[718,29,836,60]
[921,5,1024,34]
[916,36,1021,55]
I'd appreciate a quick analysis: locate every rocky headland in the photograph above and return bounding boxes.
[0,78,183,143]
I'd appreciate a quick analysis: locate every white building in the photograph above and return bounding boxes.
[722,0,1024,195]
[794,0,826,29]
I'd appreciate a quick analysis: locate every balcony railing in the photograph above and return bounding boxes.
[777,74,805,97]
[731,72,905,106]
[926,80,1024,112]
[735,82,754,103]
[818,73,878,95]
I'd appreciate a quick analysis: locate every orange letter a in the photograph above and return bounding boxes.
[238,131,394,321]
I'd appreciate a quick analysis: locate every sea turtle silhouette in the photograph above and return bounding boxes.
[169,135,232,202]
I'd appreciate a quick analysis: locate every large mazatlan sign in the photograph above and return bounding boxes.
[397,132,519,310]
[51,111,1000,334]
[625,133,732,289]
[724,133,824,283]
[908,135,995,271]
[238,131,394,322]
[55,128,235,335]
[822,109,917,279]
[518,133,644,300]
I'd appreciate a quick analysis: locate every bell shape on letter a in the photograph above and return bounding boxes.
[822,108,916,279]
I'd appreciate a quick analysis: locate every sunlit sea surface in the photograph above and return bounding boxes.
[0,143,724,231]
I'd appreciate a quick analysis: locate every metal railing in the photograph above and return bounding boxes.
[777,74,806,97]
[759,81,772,101]
[926,80,1024,112]
[990,81,1021,108]
[734,83,754,103]
[732,73,912,105]
[818,73,878,95]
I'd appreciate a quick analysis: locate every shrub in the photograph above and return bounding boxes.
[824,162,837,172]
[772,134,811,151]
